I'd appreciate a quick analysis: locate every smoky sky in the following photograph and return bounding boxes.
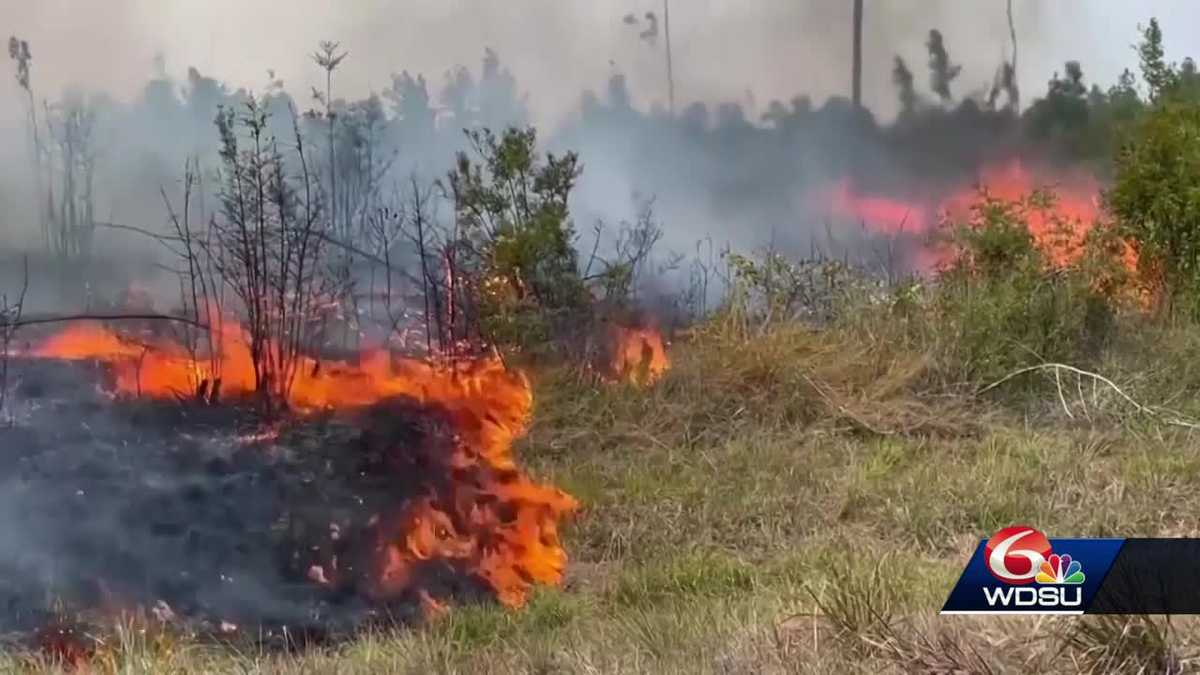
[4,0,1200,309]
[4,0,1200,130]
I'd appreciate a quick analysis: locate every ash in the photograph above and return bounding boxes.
[0,356,439,640]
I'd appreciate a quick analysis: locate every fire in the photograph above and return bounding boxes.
[36,321,498,414]
[830,179,930,235]
[828,159,1117,269]
[34,619,94,670]
[33,321,579,609]
[606,324,670,385]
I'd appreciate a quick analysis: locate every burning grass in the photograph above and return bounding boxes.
[0,322,580,669]
[12,300,1200,672]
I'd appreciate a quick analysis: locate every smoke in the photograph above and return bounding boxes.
[0,0,1198,311]
[7,1,1194,124]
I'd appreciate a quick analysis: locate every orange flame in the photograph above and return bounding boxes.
[606,324,670,385]
[33,322,579,608]
[828,159,1129,270]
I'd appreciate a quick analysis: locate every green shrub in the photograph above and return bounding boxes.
[1108,18,1200,317]
[931,191,1119,385]
[446,127,593,350]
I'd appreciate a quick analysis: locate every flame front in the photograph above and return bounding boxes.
[34,322,579,609]
[827,159,1126,270]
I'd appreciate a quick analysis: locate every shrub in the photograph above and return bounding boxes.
[1109,101,1200,316]
[719,250,874,338]
[1108,18,1200,317]
[931,190,1120,385]
[445,127,591,351]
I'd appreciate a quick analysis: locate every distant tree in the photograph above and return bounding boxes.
[1176,57,1200,101]
[385,71,436,137]
[45,91,99,260]
[987,61,1018,111]
[892,56,918,116]
[1138,18,1175,103]
[8,36,48,248]
[476,49,528,129]
[607,73,633,110]
[1108,68,1142,115]
[311,40,348,236]
[330,94,394,243]
[184,67,229,134]
[1005,0,1020,110]
[852,0,863,106]
[926,29,961,103]
[7,36,30,91]
[441,65,475,128]
[762,100,789,128]
[1023,61,1092,157]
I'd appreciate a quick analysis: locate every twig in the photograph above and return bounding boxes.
[1053,367,1074,419]
[93,220,183,243]
[979,363,1200,430]
[1076,374,1092,422]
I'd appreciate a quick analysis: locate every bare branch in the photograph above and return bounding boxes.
[13,312,210,330]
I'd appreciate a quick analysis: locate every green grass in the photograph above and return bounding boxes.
[9,321,1200,673]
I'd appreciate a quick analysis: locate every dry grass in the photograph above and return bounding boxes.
[7,320,1200,673]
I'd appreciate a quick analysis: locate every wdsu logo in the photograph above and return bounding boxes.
[982,526,1084,608]
[941,525,1122,615]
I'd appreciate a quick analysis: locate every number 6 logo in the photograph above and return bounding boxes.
[985,526,1051,585]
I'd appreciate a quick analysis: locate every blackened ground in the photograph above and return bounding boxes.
[0,357,466,644]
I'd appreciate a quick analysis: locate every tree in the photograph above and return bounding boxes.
[1025,62,1089,142]
[8,36,48,250]
[1109,101,1200,314]
[442,127,587,348]
[1108,18,1200,314]
[207,97,333,411]
[476,49,528,130]
[312,40,348,236]
[45,91,99,260]
[385,71,436,139]
[852,0,863,106]
[1138,18,1175,103]
[1006,0,1020,110]
[926,29,961,103]
[892,56,918,116]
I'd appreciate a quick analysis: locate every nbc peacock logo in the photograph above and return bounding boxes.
[1035,553,1085,585]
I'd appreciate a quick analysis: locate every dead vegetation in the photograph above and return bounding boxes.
[0,256,27,420]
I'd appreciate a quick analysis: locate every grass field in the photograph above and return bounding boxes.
[5,316,1200,674]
